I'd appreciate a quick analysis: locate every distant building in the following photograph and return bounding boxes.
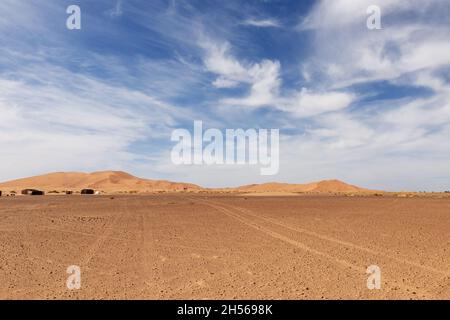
[21,189,45,195]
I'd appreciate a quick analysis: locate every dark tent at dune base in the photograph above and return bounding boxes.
[21,189,45,196]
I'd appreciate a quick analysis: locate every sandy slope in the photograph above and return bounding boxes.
[0,171,201,193]
[0,171,372,194]
[236,179,369,193]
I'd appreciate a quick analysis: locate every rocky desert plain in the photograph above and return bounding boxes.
[0,171,449,299]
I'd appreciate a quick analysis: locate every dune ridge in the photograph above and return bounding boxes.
[0,171,371,194]
[235,179,368,193]
[0,171,201,193]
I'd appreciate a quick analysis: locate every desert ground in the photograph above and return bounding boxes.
[0,193,449,300]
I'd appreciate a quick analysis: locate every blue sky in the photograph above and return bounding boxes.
[1,0,450,190]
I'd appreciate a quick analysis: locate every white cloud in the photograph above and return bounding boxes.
[222,60,281,107]
[199,38,281,106]
[298,0,446,30]
[199,37,354,117]
[300,0,450,88]
[108,0,124,17]
[212,77,240,88]
[199,40,251,84]
[277,0,450,191]
[279,89,355,118]
[0,62,188,181]
[242,18,281,28]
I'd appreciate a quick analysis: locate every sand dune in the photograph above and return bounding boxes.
[0,171,201,193]
[0,171,371,194]
[236,179,368,193]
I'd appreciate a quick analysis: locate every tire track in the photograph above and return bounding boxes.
[7,203,129,299]
[36,224,140,243]
[193,197,434,298]
[80,203,126,266]
[198,199,365,272]
[220,201,450,296]
[133,197,155,296]
[226,202,449,277]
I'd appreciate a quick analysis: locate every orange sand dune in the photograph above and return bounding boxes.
[0,171,201,193]
[0,171,371,194]
[236,179,369,193]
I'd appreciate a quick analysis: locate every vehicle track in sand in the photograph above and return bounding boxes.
[227,202,449,276]
[131,197,160,297]
[225,201,450,296]
[80,209,125,266]
[192,197,439,298]
[2,198,132,299]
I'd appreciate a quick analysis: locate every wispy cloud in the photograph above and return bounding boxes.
[242,18,281,28]
[108,0,124,18]
[199,37,354,117]
[199,37,281,108]
[0,60,189,180]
